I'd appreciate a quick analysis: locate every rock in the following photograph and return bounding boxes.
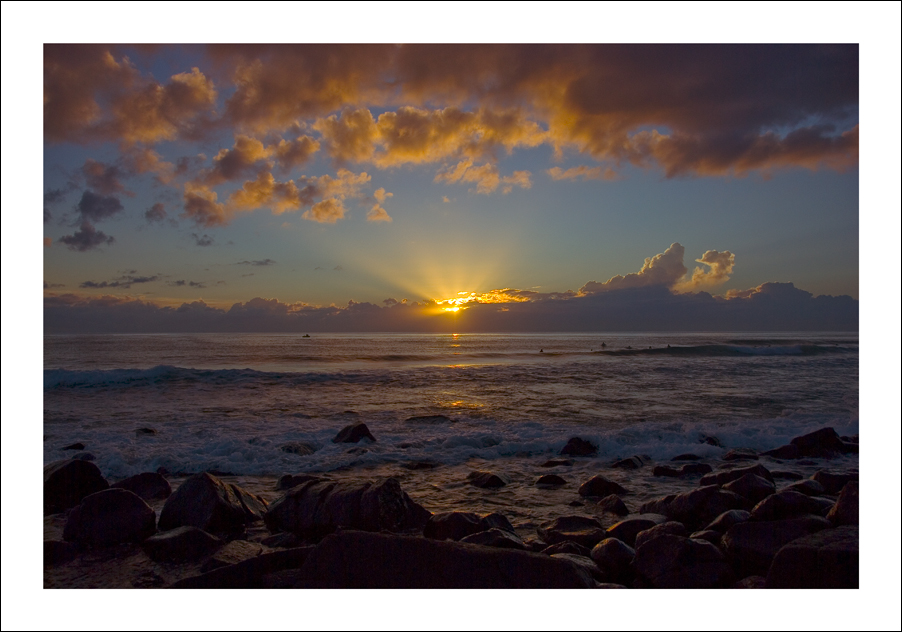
[540,458,573,467]
[481,512,515,533]
[537,515,606,548]
[722,515,830,576]
[826,481,858,526]
[460,528,526,550]
[424,512,512,541]
[766,525,858,588]
[332,422,376,443]
[770,470,803,480]
[200,540,264,572]
[174,546,315,588]
[72,452,95,461]
[264,477,430,535]
[61,442,85,450]
[63,489,156,548]
[761,444,800,459]
[284,530,596,588]
[611,455,649,469]
[143,526,224,562]
[700,463,774,486]
[606,514,670,547]
[640,485,751,531]
[158,472,268,534]
[671,453,701,461]
[590,538,635,583]
[541,541,591,557]
[781,479,826,496]
[789,426,846,457]
[405,414,452,423]
[597,494,629,516]
[811,470,859,494]
[261,532,302,548]
[722,473,776,504]
[705,509,751,534]
[560,437,597,457]
[635,535,732,588]
[734,575,767,588]
[634,521,688,549]
[690,530,723,546]
[535,474,567,487]
[578,475,627,497]
[467,471,510,488]
[276,474,323,490]
[135,427,157,436]
[111,472,172,500]
[550,553,603,580]
[279,442,317,456]
[722,449,758,461]
[568,500,584,507]
[345,447,368,455]
[44,540,78,567]
[400,461,440,470]
[700,435,723,447]
[43,459,109,514]
[749,490,829,521]
[838,440,858,454]
[653,465,682,477]
[680,463,713,475]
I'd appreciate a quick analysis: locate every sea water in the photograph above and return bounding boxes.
[43,332,858,528]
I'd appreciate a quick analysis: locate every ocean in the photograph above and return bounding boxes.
[43,332,859,528]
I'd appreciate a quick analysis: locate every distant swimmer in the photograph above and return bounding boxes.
[540,349,544,353]
[627,345,632,349]
[667,344,671,348]
[601,342,607,348]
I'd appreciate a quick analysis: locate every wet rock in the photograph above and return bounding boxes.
[424,512,511,541]
[276,474,323,491]
[734,575,767,588]
[568,500,584,507]
[789,426,846,457]
[537,515,606,548]
[560,437,597,457]
[280,442,317,456]
[200,540,264,572]
[590,538,635,584]
[467,471,510,488]
[405,414,452,423]
[550,553,603,580]
[770,470,803,480]
[174,546,315,588]
[690,530,723,546]
[826,481,858,526]
[43,459,109,514]
[811,470,859,494]
[606,514,670,547]
[700,463,774,486]
[535,474,567,487]
[63,489,156,548]
[72,452,95,461]
[766,525,858,588]
[781,478,826,496]
[611,455,649,469]
[653,465,682,477]
[671,453,701,461]
[158,472,268,534]
[722,449,758,461]
[541,458,573,467]
[332,422,376,443]
[761,444,800,459]
[680,463,713,475]
[44,540,78,567]
[578,475,627,497]
[640,485,751,531]
[111,472,172,500]
[265,477,430,535]
[135,427,157,436]
[722,515,830,576]
[700,435,723,447]
[143,526,223,562]
[634,521,687,549]
[635,535,732,588]
[705,509,751,534]
[481,512,516,533]
[61,442,85,450]
[597,494,629,516]
[722,473,776,504]
[541,541,591,557]
[749,490,829,521]
[460,528,526,550]
[400,460,440,470]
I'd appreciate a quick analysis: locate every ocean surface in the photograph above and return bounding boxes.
[44,332,859,528]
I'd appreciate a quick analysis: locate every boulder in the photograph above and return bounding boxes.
[279,442,317,456]
[633,521,688,549]
[578,475,628,497]
[560,437,597,457]
[400,461,440,470]
[541,541,592,557]
[332,422,376,443]
[789,426,846,457]
[749,490,828,521]
[537,515,606,548]
[811,470,859,494]
[61,442,85,450]
[671,453,701,461]
[770,470,803,480]
[200,540,265,572]
[722,449,758,461]
[424,511,513,541]
[722,515,830,576]
[135,427,157,436]
[826,481,858,526]
[640,485,750,530]
[535,474,567,487]
[143,526,224,562]
[704,509,751,534]
[460,528,526,550]
[680,463,713,475]
[722,473,775,504]
[72,452,96,461]
[467,471,510,488]
[173,546,315,588]
[540,458,573,467]
[734,575,767,588]
[700,463,774,486]
[597,494,629,516]
[111,472,172,500]
[63,488,156,548]
[158,472,268,534]
[766,525,858,588]
[761,444,800,459]
[43,459,109,514]
[264,477,430,535]
[610,455,649,469]
[44,540,79,567]
[590,538,635,584]
[550,553,603,580]
[635,535,732,588]
[276,474,323,490]
[689,530,723,546]
[652,465,682,477]
[781,479,826,496]
[605,514,669,547]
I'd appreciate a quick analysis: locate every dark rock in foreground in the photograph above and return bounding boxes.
[782,479,826,496]
[761,444,800,459]
[265,477,430,535]
[560,437,597,457]
[578,475,627,497]
[111,472,172,500]
[611,455,649,469]
[635,535,732,588]
[749,490,828,521]
[705,509,751,534]
[537,515,606,548]
[722,515,830,576]
[633,520,687,550]
[174,546,315,588]
[722,448,758,461]
[63,488,156,548]
[541,458,573,467]
[722,473,775,504]
[597,494,629,516]
[467,471,510,488]
[200,540,264,572]
[827,481,858,526]
[789,426,847,457]
[766,525,859,588]
[44,540,79,567]
[276,474,322,491]
[535,474,567,487]
[61,442,85,451]
[424,511,514,542]
[590,538,635,584]
[279,442,317,456]
[460,528,526,550]
[811,470,859,494]
[332,422,376,443]
[158,472,267,534]
[605,514,669,547]
[640,485,750,531]
[44,459,109,514]
[700,463,774,486]
[142,526,223,563]
[542,541,591,557]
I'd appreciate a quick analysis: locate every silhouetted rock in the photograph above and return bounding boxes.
[634,521,688,549]
[827,481,858,526]
[535,474,567,487]
[611,455,649,469]
[174,546,315,588]
[460,528,526,550]
[671,453,701,461]
[653,465,682,477]
[111,472,172,500]
[143,526,223,562]
[723,449,758,461]
[766,525,858,588]
[749,490,828,521]
[61,442,85,450]
[789,426,845,457]
[635,535,732,588]
[605,514,670,547]
[280,442,317,456]
[405,414,452,423]
[704,509,751,534]
[158,472,267,534]
[560,437,597,457]
[700,463,774,486]
[590,538,635,584]
[400,460,440,470]
[722,473,775,504]
[276,474,323,490]
[761,444,800,459]
[135,427,157,436]
[722,515,830,576]
[332,422,376,443]
[467,471,510,488]
[690,530,723,546]
[811,470,859,494]
[540,458,573,467]
[424,511,512,541]
[72,452,95,461]
[261,532,302,548]
[480,512,516,533]
[43,459,109,514]
[264,477,430,535]
[597,494,629,516]
[680,463,713,475]
[578,475,627,497]
[541,541,591,557]
[700,435,723,447]
[63,489,156,548]
[537,515,606,548]
[550,553,603,580]
[734,575,767,588]
[200,540,264,572]
[640,485,750,530]
[44,540,78,567]
[781,478,826,496]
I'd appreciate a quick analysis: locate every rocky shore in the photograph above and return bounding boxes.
[43,425,859,589]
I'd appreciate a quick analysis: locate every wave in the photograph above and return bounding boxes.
[597,344,855,357]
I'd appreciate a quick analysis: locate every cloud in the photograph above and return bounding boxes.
[75,190,124,223]
[58,221,115,251]
[228,172,305,214]
[124,147,178,184]
[434,160,532,195]
[169,280,207,288]
[145,202,167,223]
[442,196,451,203]
[192,233,214,247]
[674,249,736,292]
[367,187,393,222]
[547,165,619,181]
[182,182,227,227]
[44,281,65,289]
[236,259,276,266]
[44,237,52,248]
[205,135,271,185]
[273,135,320,171]
[80,274,160,289]
[579,243,688,294]
[303,198,346,223]
[81,159,131,196]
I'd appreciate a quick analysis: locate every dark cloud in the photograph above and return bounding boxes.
[80,274,159,289]
[192,233,214,247]
[75,190,124,223]
[236,259,276,266]
[145,202,167,223]
[44,209,52,223]
[81,159,131,196]
[57,221,115,251]
[44,282,65,289]
[44,188,68,204]
[170,280,207,288]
